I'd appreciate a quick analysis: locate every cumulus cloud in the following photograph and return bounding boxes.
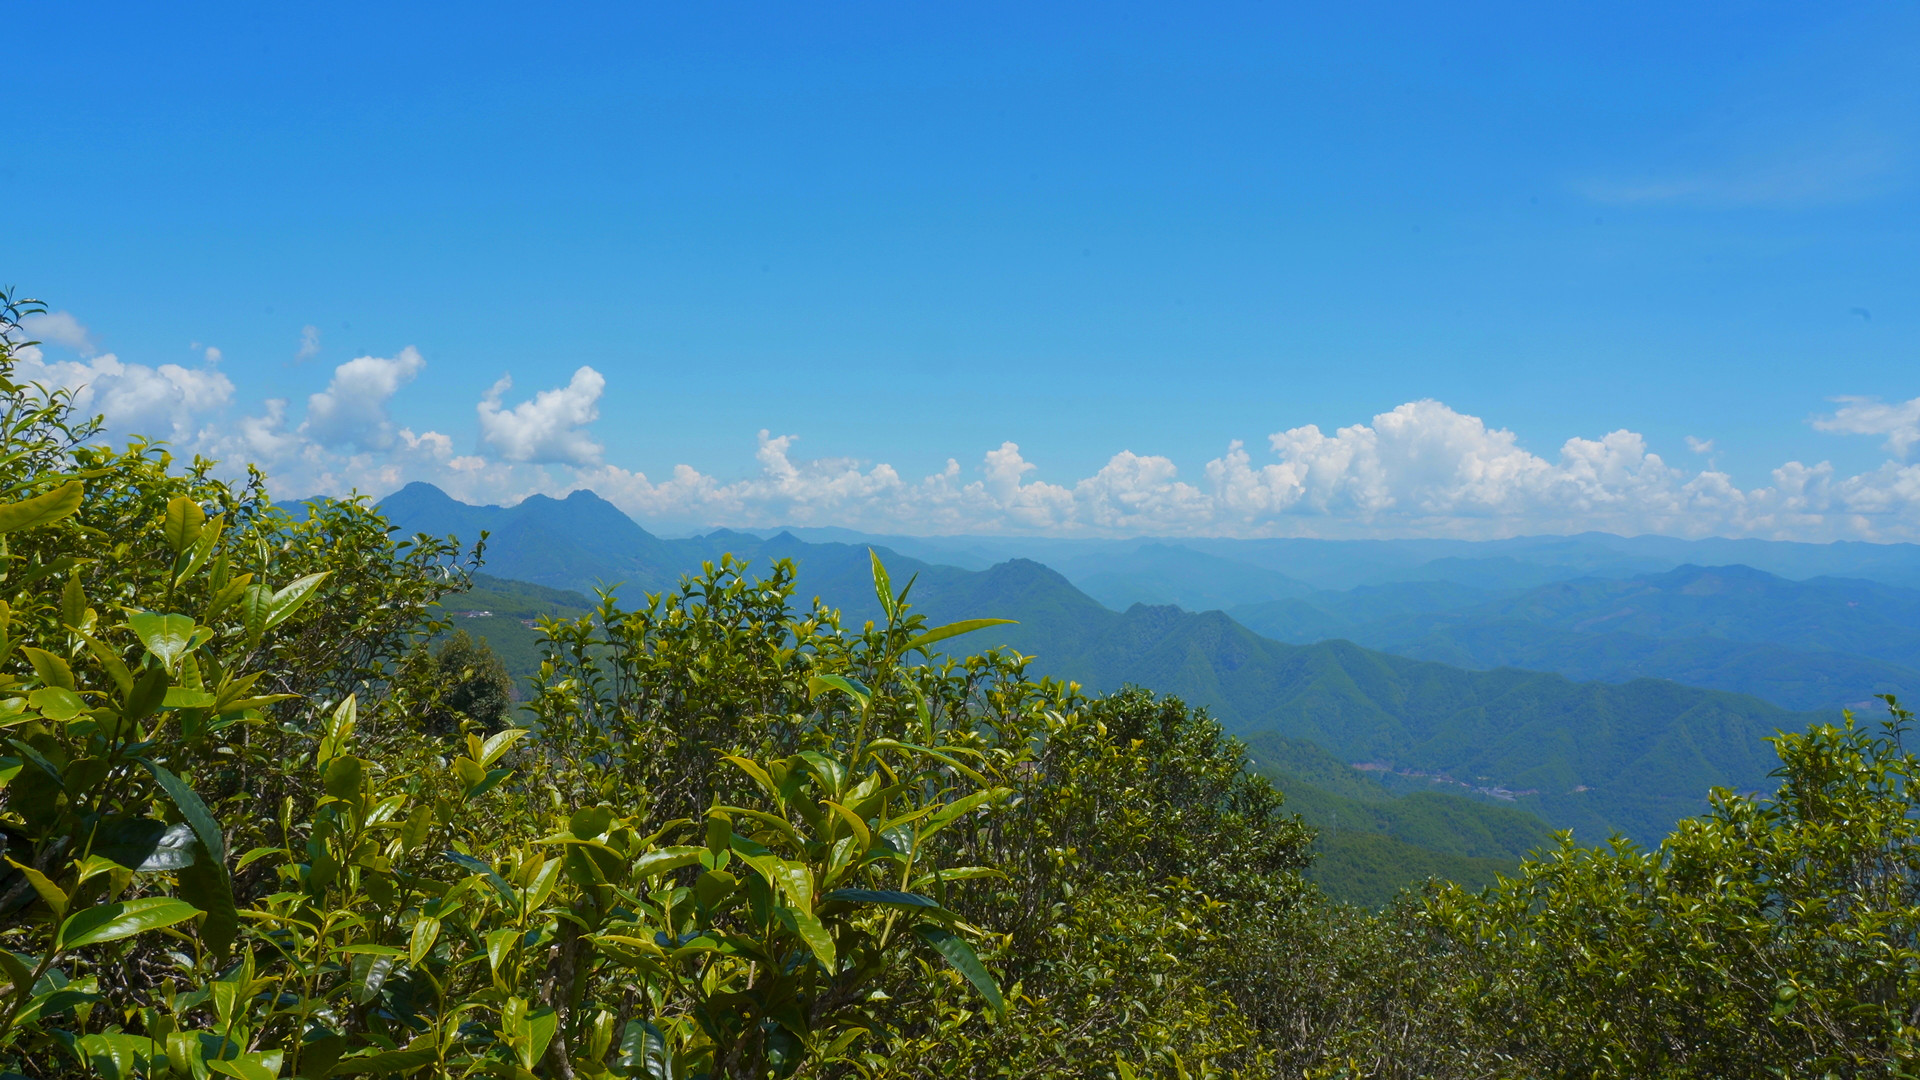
[300,347,426,451]
[209,391,1920,542]
[297,325,321,362]
[21,317,1920,541]
[14,340,234,444]
[1813,396,1920,458]
[19,311,95,355]
[539,398,1920,541]
[477,366,605,465]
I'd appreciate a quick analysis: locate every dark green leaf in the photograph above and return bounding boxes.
[615,1019,669,1079]
[823,888,952,919]
[569,805,614,840]
[914,924,1004,1018]
[138,758,227,864]
[58,897,203,949]
[443,851,515,903]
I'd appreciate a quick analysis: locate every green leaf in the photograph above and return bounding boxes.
[323,756,365,800]
[400,802,433,850]
[327,1041,438,1076]
[486,926,517,976]
[205,1050,283,1080]
[160,687,216,709]
[27,686,85,722]
[914,923,1004,1018]
[905,618,1017,653]
[138,758,228,864]
[631,847,705,879]
[615,1019,669,1079]
[173,512,224,587]
[806,674,870,711]
[476,727,528,767]
[127,612,198,671]
[444,851,516,903]
[0,480,83,535]
[351,952,396,1005]
[263,572,329,631]
[21,646,75,691]
[161,496,206,555]
[77,1032,152,1080]
[569,805,614,840]
[91,818,191,872]
[179,848,239,960]
[134,763,234,956]
[5,857,68,919]
[121,667,169,723]
[240,584,272,648]
[746,854,835,968]
[317,694,358,764]
[60,574,86,629]
[784,906,837,971]
[7,738,65,791]
[409,916,441,967]
[0,949,32,991]
[78,632,132,697]
[526,1006,559,1068]
[823,888,953,919]
[58,897,203,949]
[870,548,895,621]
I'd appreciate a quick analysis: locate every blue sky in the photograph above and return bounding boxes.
[11,2,1920,538]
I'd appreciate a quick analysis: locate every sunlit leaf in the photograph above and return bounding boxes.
[161,496,206,555]
[127,612,197,671]
[0,480,83,535]
[905,618,1017,653]
[263,571,329,631]
[807,674,871,710]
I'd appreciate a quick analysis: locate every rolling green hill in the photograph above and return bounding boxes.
[435,573,595,679]
[1243,734,1555,906]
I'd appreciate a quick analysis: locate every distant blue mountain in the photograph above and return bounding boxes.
[1231,563,1920,711]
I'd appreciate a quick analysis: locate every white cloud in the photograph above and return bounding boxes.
[297,325,322,362]
[19,311,94,355]
[225,392,1920,542]
[23,318,1920,541]
[14,346,233,444]
[300,347,426,451]
[477,366,605,465]
[1812,395,1920,458]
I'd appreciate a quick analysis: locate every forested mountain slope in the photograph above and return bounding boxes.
[387,484,1835,844]
[899,560,1828,843]
[1241,734,1555,906]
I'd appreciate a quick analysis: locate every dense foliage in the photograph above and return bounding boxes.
[4,287,1920,1077]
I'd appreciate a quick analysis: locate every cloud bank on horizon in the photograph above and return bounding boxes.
[16,311,1920,542]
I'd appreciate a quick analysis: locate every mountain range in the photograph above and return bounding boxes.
[392,481,1865,851]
